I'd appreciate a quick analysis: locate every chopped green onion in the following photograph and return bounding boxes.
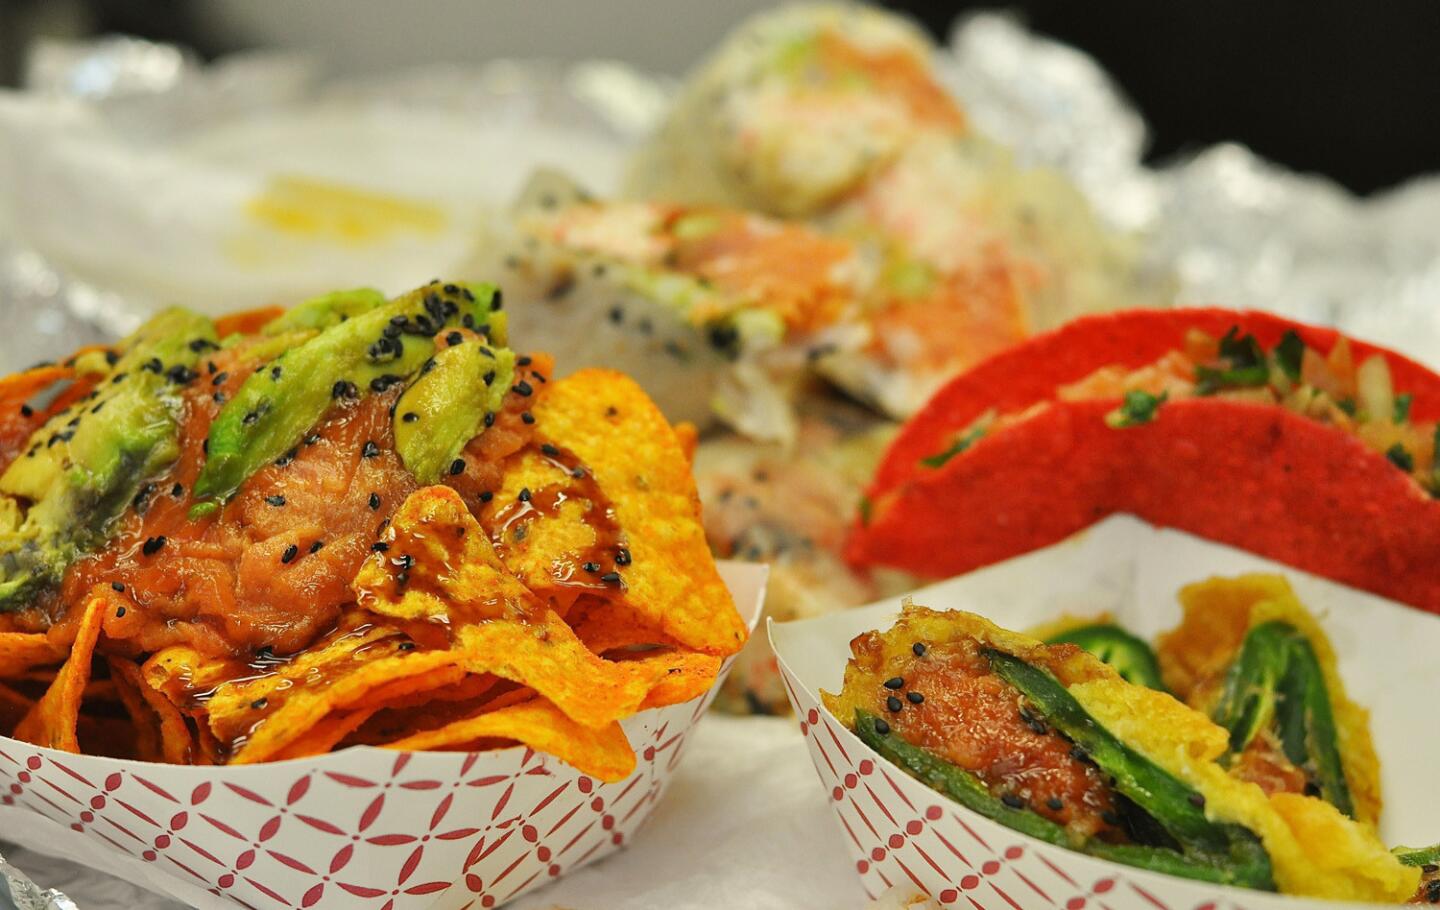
[1394,393,1413,423]
[1107,390,1168,428]
[1387,443,1415,472]
[920,425,986,468]
[1273,330,1305,382]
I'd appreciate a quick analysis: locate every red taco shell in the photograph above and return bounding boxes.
[868,308,1440,495]
[848,309,1440,613]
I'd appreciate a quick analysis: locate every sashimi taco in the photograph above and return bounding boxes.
[847,308,1440,612]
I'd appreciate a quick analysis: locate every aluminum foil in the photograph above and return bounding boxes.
[1,11,1439,908]
[0,847,79,910]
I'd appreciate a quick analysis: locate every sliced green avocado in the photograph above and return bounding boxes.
[260,287,388,336]
[194,282,504,504]
[0,308,217,610]
[394,338,515,483]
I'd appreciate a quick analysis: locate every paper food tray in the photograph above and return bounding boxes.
[770,515,1435,910]
[0,561,767,910]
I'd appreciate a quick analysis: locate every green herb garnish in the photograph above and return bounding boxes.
[1387,443,1415,472]
[1394,393,1413,423]
[920,425,986,468]
[1196,327,1270,394]
[1274,330,1305,381]
[1107,390,1168,428]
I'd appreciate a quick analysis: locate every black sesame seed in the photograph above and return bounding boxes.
[265,494,286,507]
[478,490,493,503]
[492,290,504,310]
[1426,864,1440,875]
[446,331,463,346]
[368,492,381,510]
[906,691,924,704]
[608,306,624,324]
[483,371,496,386]
[251,698,268,710]
[114,605,127,618]
[449,458,466,475]
[305,433,320,446]
[382,324,402,340]
[615,548,631,566]
[171,483,183,497]
[582,562,600,573]
[402,411,419,423]
[443,283,459,294]
[141,536,166,556]
[395,554,414,570]
[912,642,927,657]
[478,346,494,359]
[105,350,120,366]
[167,365,199,384]
[517,355,532,367]
[111,373,126,384]
[242,411,259,426]
[600,571,622,585]
[111,582,125,593]
[142,357,163,374]
[483,411,496,428]
[540,443,560,457]
[521,411,535,424]
[398,641,417,652]
[883,677,904,690]
[517,487,531,502]
[371,541,390,552]
[421,358,437,375]
[512,380,533,397]
[1046,797,1064,811]
[571,467,586,479]
[281,544,298,564]
[532,372,547,384]
[309,540,324,554]
[1426,880,1440,903]
[1188,793,1206,808]
[1001,793,1025,809]
[370,374,403,393]
[332,380,357,399]
[18,404,32,417]
[873,718,890,735]
[886,695,903,713]
[461,313,476,330]
[213,393,226,404]
[91,402,104,414]
[362,441,380,458]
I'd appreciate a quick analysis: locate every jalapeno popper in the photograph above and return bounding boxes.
[848,308,1440,613]
[824,604,1416,902]
[1156,575,1382,827]
[0,281,746,778]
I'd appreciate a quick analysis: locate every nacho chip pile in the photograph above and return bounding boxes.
[0,284,745,781]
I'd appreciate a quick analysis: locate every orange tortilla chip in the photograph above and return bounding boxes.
[632,650,724,710]
[354,485,535,623]
[0,632,64,677]
[108,658,194,764]
[572,596,683,655]
[383,696,636,782]
[358,486,707,730]
[532,370,745,655]
[12,589,108,751]
[271,709,379,761]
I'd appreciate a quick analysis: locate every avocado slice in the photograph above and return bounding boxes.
[393,337,516,484]
[260,287,388,336]
[0,307,217,610]
[194,282,504,504]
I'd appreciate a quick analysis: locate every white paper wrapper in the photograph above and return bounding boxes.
[0,561,764,910]
[770,515,1435,909]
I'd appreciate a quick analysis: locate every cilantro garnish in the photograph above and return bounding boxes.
[920,425,986,468]
[858,496,872,527]
[1107,390,1168,428]
[1394,393,1413,423]
[1387,443,1415,472]
[1274,330,1305,381]
[1196,326,1270,393]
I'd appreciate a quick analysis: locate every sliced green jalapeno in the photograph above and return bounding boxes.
[1212,621,1353,818]
[1045,623,1168,691]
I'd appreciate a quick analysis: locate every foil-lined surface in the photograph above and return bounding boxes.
[0,847,80,910]
[1,12,1439,908]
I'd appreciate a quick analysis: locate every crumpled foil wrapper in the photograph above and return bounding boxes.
[0,847,78,910]
[2,12,1439,908]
